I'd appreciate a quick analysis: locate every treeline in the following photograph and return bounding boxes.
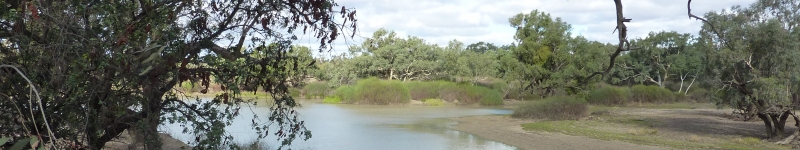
[302,10,704,104]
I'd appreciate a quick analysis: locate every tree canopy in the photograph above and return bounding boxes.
[0,0,356,149]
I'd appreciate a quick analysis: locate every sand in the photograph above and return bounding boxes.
[450,115,670,150]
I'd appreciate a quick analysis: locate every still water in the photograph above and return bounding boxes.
[162,99,518,150]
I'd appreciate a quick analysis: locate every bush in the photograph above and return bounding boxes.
[587,85,630,106]
[687,88,711,102]
[333,85,357,104]
[322,96,342,104]
[630,85,676,103]
[512,96,588,120]
[404,81,442,100]
[303,82,329,99]
[288,88,301,98]
[353,78,411,104]
[422,98,445,106]
[438,82,501,105]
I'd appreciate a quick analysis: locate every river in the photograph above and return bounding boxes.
[161,99,518,150]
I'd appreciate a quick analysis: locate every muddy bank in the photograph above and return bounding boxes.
[450,115,669,150]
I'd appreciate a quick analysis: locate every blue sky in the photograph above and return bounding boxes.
[290,0,758,57]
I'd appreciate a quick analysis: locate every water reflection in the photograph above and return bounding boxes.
[162,99,517,150]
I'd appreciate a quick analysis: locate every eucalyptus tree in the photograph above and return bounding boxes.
[508,10,611,97]
[691,0,800,139]
[623,31,692,88]
[509,10,573,97]
[0,0,357,149]
[349,28,441,81]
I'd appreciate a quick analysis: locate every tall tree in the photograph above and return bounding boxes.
[0,0,357,149]
[624,31,693,88]
[691,0,800,140]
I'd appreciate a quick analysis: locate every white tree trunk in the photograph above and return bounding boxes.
[684,73,697,95]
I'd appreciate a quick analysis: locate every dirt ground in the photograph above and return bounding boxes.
[452,106,798,150]
[102,130,191,150]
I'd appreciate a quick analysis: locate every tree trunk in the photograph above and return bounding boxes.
[684,74,696,95]
[758,113,776,138]
[388,68,394,80]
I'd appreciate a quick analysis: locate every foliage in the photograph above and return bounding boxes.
[630,85,677,104]
[512,96,588,120]
[438,82,503,105]
[333,85,358,104]
[0,0,357,149]
[303,82,331,99]
[289,88,301,98]
[404,81,442,100]
[587,85,631,106]
[698,1,800,139]
[352,78,411,105]
[508,10,612,97]
[422,98,446,106]
[322,96,342,104]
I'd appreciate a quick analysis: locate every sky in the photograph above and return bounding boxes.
[292,0,758,57]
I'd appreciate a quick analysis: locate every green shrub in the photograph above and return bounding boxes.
[687,88,710,102]
[332,85,356,103]
[587,85,630,105]
[512,96,588,120]
[404,81,442,100]
[353,78,411,104]
[322,96,342,104]
[288,88,301,98]
[478,87,504,105]
[422,98,445,106]
[303,82,329,99]
[630,85,676,103]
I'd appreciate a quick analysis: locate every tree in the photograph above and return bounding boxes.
[0,0,357,149]
[465,41,498,53]
[623,31,693,88]
[350,28,441,81]
[690,0,800,140]
[508,10,611,97]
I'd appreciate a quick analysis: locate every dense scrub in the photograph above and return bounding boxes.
[353,78,411,104]
[587,85,630,106]
[630,85,677,104]
[512,96,588,120]
[585,84,694,106]
[326,79,503,105]
[303,82,331,99]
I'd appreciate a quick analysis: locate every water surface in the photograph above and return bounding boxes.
[162,99,517,150]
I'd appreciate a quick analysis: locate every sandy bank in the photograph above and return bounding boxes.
[450,115,669,150]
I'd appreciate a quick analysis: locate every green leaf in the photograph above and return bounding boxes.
[0,137,10,145]
[10,138,31,150]
[29,136,39,149]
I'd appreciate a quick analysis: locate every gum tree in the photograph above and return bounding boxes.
[0,0,357,149]
[690,0,800,140]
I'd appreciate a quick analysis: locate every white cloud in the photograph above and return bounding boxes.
[293,0,758,56]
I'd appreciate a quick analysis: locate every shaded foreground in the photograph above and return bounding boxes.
[453,105,795,150]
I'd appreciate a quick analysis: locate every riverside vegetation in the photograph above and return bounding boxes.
[4,0,800,149]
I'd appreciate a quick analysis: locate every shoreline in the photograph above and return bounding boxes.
[449,115,668,150]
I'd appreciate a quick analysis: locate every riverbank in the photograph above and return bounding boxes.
[451,115,668,150]
[451,105,794,150]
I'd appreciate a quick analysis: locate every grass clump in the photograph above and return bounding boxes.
[512,96,588,120]
[438,82,503,105]
[422,98,445,106]
[630,85,677,103]
[323,96,342,104]
[587,85,630,106]
[303,82,330,99]
[405,81,442,100]
[333,85,357,104]
[288,88,301,98]
[353,78,411,105]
